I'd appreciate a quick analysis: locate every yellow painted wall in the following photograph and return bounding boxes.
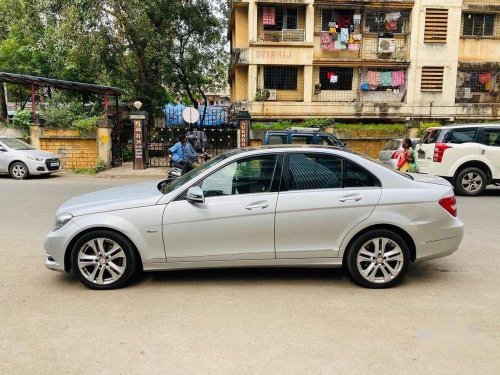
[235,7,249,48]
[40,136,98,170]
[234,66,249,101]
[459,39,500,62]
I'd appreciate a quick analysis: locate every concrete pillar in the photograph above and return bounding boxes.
[305,3,315,43]
[303,66,313,103]
[96,119,112,169]
[248,1,258,42]
[30,123,41,150]
[248,64,258,101]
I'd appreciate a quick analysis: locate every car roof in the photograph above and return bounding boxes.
[426,123,500,131]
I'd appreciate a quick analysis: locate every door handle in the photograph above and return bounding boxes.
[339,194,363,202]
[245,200,270,210]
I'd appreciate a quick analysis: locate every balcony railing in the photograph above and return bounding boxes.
[259,29,306,43]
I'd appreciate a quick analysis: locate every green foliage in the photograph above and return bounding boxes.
[301,118,336,129]
[334,123,407,137]
[11,110,31,131]
[73,160,106,175]
[94,160,106,173]
[72,116,101,136]
[121,146,134,162]
[418,121,441,137]
[252,120,293,130]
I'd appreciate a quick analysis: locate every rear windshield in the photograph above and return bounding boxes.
[420,129,442,144]
[383,140,401,150]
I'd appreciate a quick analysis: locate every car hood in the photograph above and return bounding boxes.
[58,180,164,216]
[21,149,59,158]
[408,173,451,186]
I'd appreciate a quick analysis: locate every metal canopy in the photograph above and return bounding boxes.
[0,72,125,96]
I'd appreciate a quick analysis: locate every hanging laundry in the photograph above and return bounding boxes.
[392,70,405,87]
[385,12,401,21]
[380,71,392,86]
[348,43,360,51]
[338,16,351,29]
[385,21,398,31]
[456,71,465,87]
[479,73,491,85]
[327,72,338,84]
[340,28,349,44]
[366,71,381,89]
[464,87,472,99]
[263,7,275,26]
[334,37,346,50]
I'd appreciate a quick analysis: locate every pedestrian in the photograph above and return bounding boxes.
[396,138,418,173]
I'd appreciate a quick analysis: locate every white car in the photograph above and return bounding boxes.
[415,124,500,196]
[378,138,419,169]
[45,146,464,290]
[0,136,60,179]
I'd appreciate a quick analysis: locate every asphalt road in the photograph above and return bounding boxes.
[1,174,499,374]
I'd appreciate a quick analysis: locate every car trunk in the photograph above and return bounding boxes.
[408,173,451,186]
[378,140,401,162]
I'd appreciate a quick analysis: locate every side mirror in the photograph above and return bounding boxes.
[186,186,205,203]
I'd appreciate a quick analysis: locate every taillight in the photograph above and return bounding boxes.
[433,143,452,162]
[439,196,457,217]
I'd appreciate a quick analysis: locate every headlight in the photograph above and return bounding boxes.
[25,154,44,161]
[53,213,73,231]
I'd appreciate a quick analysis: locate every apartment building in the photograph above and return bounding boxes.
[228,0,500,122]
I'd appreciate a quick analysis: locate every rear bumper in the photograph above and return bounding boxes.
[411,217,464,262]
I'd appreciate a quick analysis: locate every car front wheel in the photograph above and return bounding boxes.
[71,230,137,290]
[346,230,410,288]
[9,161,29,180]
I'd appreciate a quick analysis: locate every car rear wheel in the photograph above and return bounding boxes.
[346,230,410,289]
[455,167,487,196]
[9,161,29,180]
[71,230,137,290]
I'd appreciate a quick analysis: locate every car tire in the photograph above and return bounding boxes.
[346,229,410,289]
[455,167,487,196]
[9,161,29,180]
[71,230,137,290]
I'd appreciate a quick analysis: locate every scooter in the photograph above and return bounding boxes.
[166,153,210,182]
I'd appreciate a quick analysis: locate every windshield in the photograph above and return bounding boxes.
[165,152,231,193]
[1,138,34,150]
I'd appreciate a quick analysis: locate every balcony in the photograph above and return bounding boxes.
[259,29,306,43]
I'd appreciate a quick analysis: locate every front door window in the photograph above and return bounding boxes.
[200,155,278,197]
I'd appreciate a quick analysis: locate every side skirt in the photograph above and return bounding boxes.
[143,257,343,272]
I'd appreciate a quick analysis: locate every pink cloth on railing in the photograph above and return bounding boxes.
[366,71,381,87]
[263,7,275,26]
[392,70,405,87]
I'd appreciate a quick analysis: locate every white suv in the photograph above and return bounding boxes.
[415,124,500,196]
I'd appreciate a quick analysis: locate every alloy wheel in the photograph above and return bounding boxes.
[461,172,483,193]
[77,238,127,285]
[12,164,27,178]
[356,237,404,284]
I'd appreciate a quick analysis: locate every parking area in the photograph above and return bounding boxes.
[0,174,499,374]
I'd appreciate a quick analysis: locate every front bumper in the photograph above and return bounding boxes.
[44,221,81,272]
[27,160,60,175]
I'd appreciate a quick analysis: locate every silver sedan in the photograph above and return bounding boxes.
[44,145,464,290]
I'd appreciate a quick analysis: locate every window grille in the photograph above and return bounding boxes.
[462,13,495,37]
[360,68,407,102]
[263,8,298,31]
[424,8,449,43]
[321,9,354,32]
[264,66,297,90]
[421,67,444,92]
[364,10,410,34]
[319,67,353,91]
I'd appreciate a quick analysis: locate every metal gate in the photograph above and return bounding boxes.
[147,127,238,167]
[111,112,123,167]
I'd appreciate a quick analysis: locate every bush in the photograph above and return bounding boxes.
[94,159,106,173]
[334,123,407,137]
[121,146,134,162]
[72,116,101,136]
[418,121,441,137]
[11,110,32,132]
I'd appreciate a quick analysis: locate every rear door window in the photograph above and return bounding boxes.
[446,128,478,144]
[481,128,500,147]
[291,135,314,145]
[268,134,287,144]
[344,160,381,187]
[421,129,442,144]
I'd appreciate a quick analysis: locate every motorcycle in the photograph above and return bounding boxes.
[166,152,211,182]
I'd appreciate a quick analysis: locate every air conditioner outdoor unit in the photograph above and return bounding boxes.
[378,38,396,53]
[264,89,277,101]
